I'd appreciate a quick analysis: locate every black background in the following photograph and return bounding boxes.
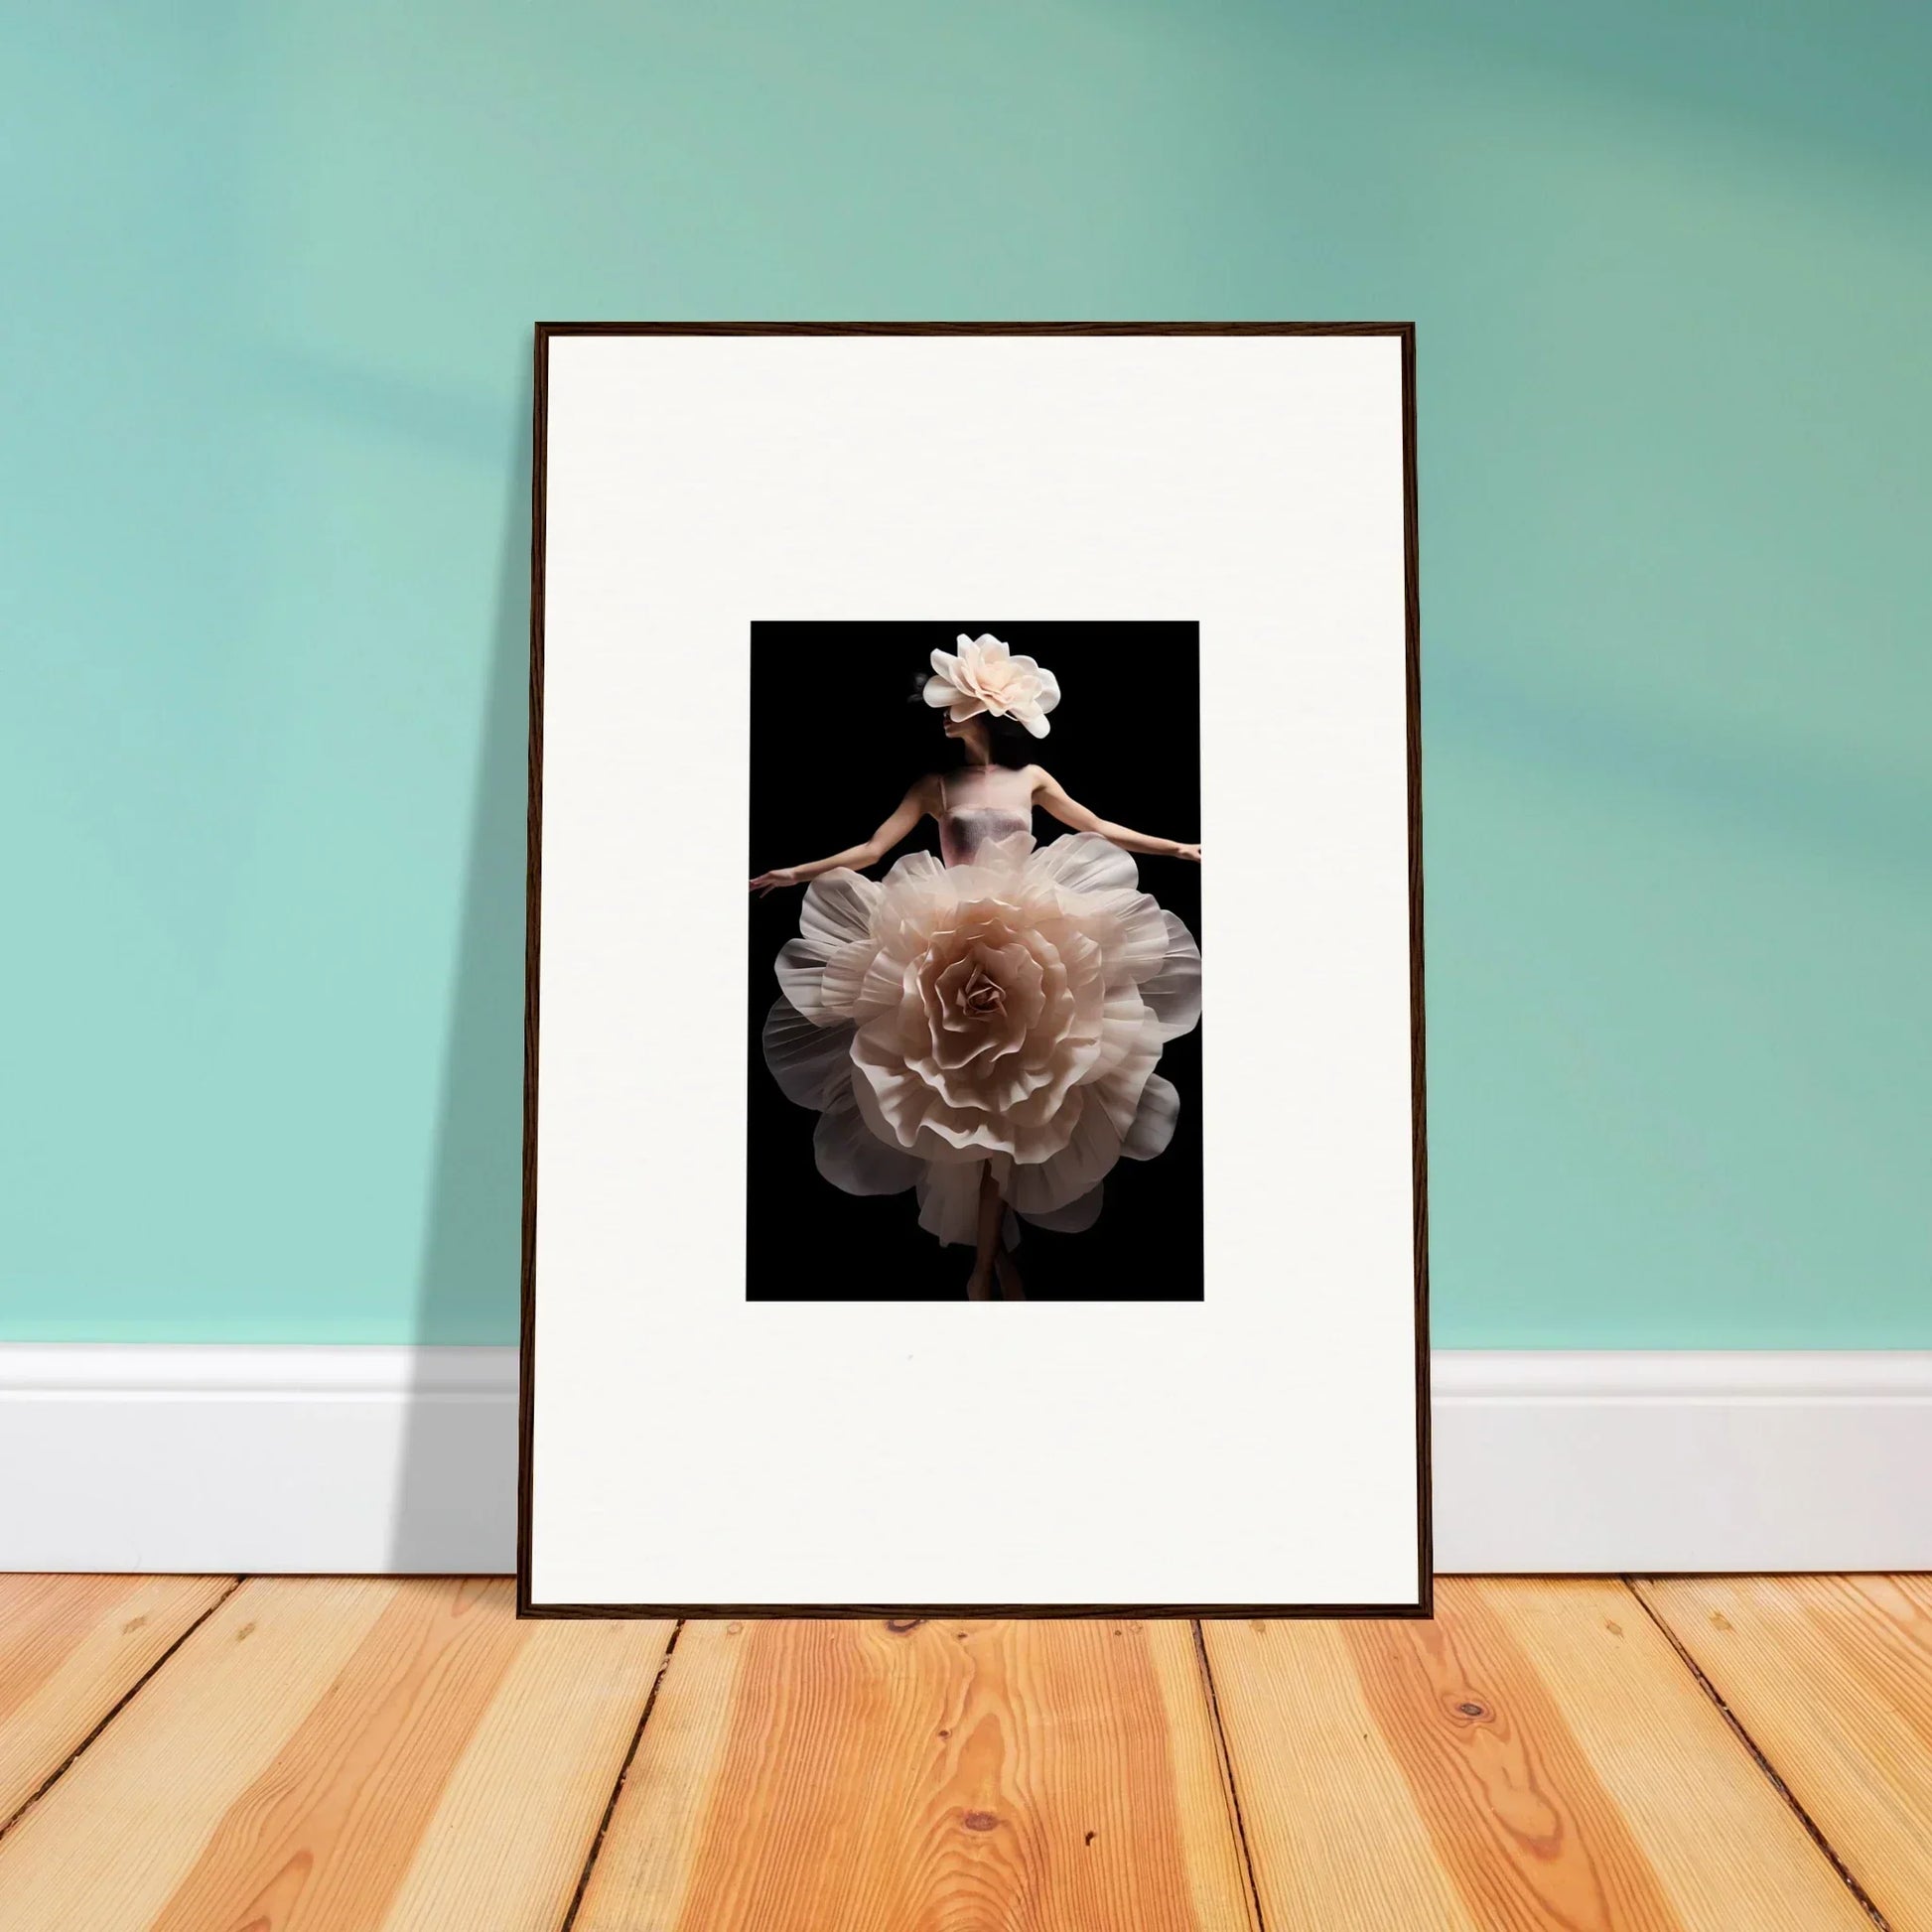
[746,621,1202,1301]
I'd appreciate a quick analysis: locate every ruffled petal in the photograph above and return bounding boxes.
[774,937,841,1020]
[1034,832,1138,897]
[820,937,897,1020]
[1119,1071,1179,1161]
[815,1085,921,1196]
[970,827,1035,876]
[761,997,856,1108]
[1006,1092,1123,1215]
[798,870,879,953]
[1090,1021,1159,1138]
[1100,889,1175,985]
[1017,1182,1103,1233]
[775,872,884,1017]
[915,1159,983,1246]
[1142,911,1202,1040]
[850,1040,921,1152]
[881,849,950,896]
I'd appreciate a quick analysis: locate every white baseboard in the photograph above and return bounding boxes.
[3,1346,1928,1577]
[1431,1350,1932,1574]
[0,1346,515,1577]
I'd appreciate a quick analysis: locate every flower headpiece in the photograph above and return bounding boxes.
[922,633,1061,740]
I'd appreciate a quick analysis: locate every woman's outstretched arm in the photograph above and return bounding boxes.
[1031,765,1201,863]
[749,776,935,894]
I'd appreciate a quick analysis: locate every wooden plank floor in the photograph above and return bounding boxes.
[0,1578,1923,1929]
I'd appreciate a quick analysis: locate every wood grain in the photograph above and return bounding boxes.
[1,1575,1921,1930]
[0,1577,672,1932]
[0,1574,233,1828]
[1203,1579,1871,1930]
[1638,1573,1932,1927]
[576,1615,1257,1932]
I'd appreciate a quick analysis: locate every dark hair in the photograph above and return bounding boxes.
[936,710,1035,771]
[983,712,1035,759]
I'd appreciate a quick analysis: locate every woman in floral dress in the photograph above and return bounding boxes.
[751,634,1202,1300]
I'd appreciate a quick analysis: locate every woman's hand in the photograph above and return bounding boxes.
[1176,843,1202,864]
[749,867,802,896]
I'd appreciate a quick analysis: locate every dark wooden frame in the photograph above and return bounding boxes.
[517,322,1431,1620]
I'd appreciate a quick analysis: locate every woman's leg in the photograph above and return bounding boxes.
[995,1231,1026,1301]
[966,1162,1001,1300]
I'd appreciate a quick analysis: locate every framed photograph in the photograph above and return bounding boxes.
[520,323,1429,1616]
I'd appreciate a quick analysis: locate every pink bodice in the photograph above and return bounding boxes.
[936,764,1035,866]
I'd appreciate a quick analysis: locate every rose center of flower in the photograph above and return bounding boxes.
[958,962,1006,1019]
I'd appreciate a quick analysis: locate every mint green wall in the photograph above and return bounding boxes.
[4,3,1927,1346]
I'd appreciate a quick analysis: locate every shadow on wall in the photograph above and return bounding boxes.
[387,359,531,1573]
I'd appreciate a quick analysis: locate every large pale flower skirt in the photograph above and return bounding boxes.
[761,832,1201,1246]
